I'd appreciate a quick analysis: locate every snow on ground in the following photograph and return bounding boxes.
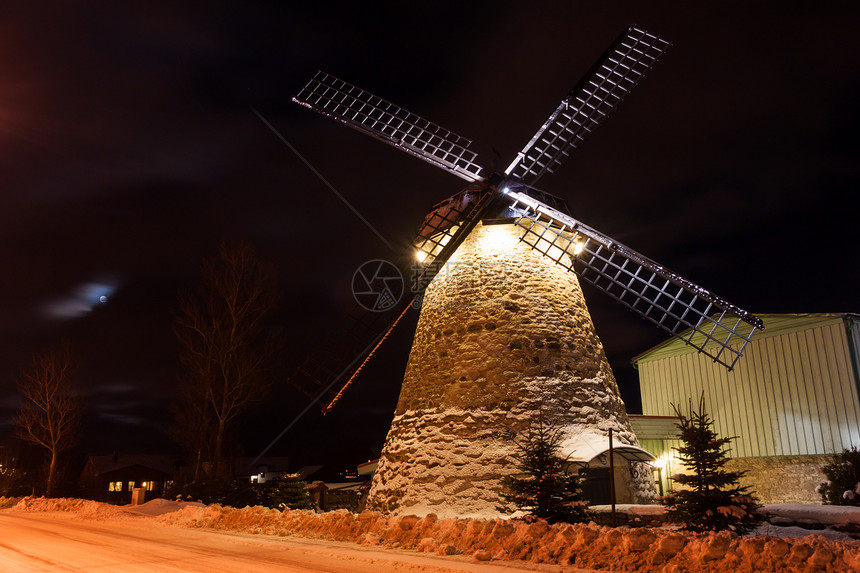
[124,498,208,517]
[763,504,860,526]
[594,503,860,525]
[591,504,666,516]
[754,523,853,541]
[3,497,860,572]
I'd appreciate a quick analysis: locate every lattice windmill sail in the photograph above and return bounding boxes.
[292,26,763,412]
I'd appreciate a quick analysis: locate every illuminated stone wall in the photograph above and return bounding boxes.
[726,455,833,504]
[368,222,656,517]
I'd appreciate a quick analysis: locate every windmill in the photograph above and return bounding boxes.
[291,27,763,516]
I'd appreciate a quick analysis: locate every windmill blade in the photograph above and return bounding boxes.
[505,189,763,370]
[505,27,670,186]
[293,70,484,182]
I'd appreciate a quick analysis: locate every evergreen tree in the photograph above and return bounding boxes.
[662,394,762,534]
[817,448,860,506]
[501,413,590,523]
[271,473,315,511]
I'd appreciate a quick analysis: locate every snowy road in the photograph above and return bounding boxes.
[0,512,595,572]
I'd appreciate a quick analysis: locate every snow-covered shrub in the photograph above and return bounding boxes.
[661,394,762,534]
[270,473,315,511]
[818,448,860,506]
[163,476,263,508]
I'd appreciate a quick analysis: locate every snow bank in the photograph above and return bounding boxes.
[0,497,21,509]
[4,496,206,520]
[125,498,207,517]
[155,504,860,571]
[6,497,860,571]
[8,496,136,520]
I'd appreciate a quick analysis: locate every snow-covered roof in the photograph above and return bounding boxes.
[87,454,179,476]
[628,415,681,440]
[323,482,364,492]
[560,431,656,464]
[357,459,378,475]
[234,457,289,476]
[295,465,324,480]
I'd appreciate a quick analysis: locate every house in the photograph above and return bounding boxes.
[0,445,16,479]
[357,459,378,479]
[631,313,860,503]
[295,465,325,481]
[81,454,181,504]
[234,457,289,485]
[0,445,20,495]
[306,480,367,512]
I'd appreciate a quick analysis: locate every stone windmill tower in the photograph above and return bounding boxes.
[291,28,763,517]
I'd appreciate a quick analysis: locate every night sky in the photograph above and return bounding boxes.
[1,3,858,470]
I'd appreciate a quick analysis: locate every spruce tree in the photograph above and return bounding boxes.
[271,473,315,511]
[662,394,762,534]
[501,413,590,523]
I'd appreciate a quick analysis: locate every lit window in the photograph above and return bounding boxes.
[128,481,135,492]
[108,481,123,492]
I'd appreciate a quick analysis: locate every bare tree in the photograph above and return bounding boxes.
[169,376,215,482]
[174,242,278,478]
[15,343,83,497]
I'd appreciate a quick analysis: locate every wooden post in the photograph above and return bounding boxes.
[609,428,616,526]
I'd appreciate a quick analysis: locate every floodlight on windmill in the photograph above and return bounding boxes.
[291,26,763,413]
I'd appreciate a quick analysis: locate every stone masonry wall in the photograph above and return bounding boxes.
[368,222,656,517]
[725,455,835,504]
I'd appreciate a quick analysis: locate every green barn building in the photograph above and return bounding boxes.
[631,313,860,503]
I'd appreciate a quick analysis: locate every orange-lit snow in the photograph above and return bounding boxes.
[3,497,860,572]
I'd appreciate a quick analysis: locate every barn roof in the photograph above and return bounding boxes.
[631,313,859,368]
